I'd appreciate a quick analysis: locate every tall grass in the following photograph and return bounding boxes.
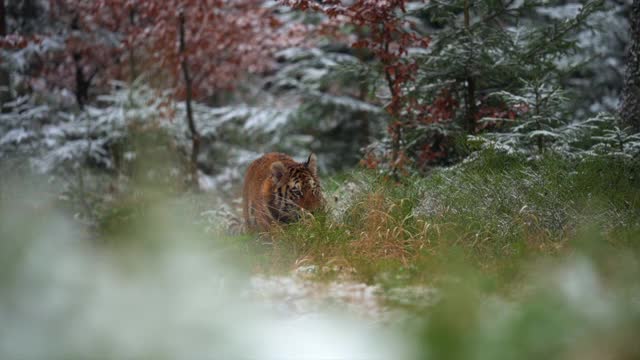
[258,150,640,359]
[261,150,640,289]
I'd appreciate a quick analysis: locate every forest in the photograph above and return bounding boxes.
[1,0,640,359]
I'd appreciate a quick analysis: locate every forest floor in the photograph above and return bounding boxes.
[90,149,640,313]
[3,150,639,358]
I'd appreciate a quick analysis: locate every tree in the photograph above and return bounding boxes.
[619,0,640,131]
[7,0,300,187]
[10,0,136,109]
[282,0,431,177]
[283,0,603,171]
[129,0,299,187]
[418,1,601,138]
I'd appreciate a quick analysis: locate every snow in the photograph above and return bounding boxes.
[0,128,34,146]
[198,167,242,192]
[536,4,583,20]
[330,180,368,220]
[35,139,110,173]
[249,273,385,319]
[275,47,319,61]
[301,67,328,81]
[528,130,562,138]
[243,107,292,132]
[248,265,442,326]
[311,90,383,113]
[0,81,304,190]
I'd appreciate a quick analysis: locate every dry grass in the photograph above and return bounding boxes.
[238,151,640,290]
[349,192,428,265]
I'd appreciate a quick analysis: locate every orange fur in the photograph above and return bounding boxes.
[242,152,323,232]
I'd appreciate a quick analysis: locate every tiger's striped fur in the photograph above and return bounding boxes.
[242,152,324,232]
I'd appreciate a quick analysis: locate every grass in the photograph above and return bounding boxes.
[238,150,640,359]
[84,148,640,294]
[236,150,640,292]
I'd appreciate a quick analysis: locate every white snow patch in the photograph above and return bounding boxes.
[536,4,582,19]
[0,128,34,146]
[249,274,385,320]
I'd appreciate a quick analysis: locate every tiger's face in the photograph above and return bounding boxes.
[269,154,324,223]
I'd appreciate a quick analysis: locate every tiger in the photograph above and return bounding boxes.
[242,152,324,232]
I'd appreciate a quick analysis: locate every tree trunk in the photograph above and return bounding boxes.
[463,0,477,133]
[385,66,402,180]
[619,0,640,132]
[535,89,544,154]
[20,0,37,28]
[0,0,10,111]
[73,53,88,108]
[357,81,370,148]
[70,16,97,109]
[0,1,5,36]
[178,11,201,190]
[128,8,137,83]
[382,36,403,180]
[465,75,477,133]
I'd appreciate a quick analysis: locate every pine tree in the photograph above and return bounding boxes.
[269,46,386,171]
[547,0,631,117]
[279,0,605,170]
[411,0,603,159]
[619,0,640,131]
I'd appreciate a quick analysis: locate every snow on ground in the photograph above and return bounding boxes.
[247,266,439,323]
[250,271,385,320]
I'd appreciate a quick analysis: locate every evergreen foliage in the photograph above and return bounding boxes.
[619,0,640,131]
[0,0,637,183]
[406,0,606,164]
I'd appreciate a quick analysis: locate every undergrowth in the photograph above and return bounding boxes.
[251,150,640,292]
[87,149,640,295]
[4,149,640,359]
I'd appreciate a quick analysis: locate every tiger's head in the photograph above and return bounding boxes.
[269,153,324,223]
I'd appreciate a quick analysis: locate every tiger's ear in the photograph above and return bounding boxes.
[305,153,317,177]
[271,161,286,185]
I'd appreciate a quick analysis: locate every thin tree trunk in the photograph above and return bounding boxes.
[73,53,88,108]
[0,0,5,34]
[385,66,402,180]
[464,0,477,133]
[382,36,403,180]
[465,75,477,133]
[0,0,10,111]
[357,81,370,147]
[128,8,137,83]
[619,0,640,132]
[72,53,98,109]
[535,89,544,153]
[71,16,97,109]
[179,11,201,189]
[463,0,470,28]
